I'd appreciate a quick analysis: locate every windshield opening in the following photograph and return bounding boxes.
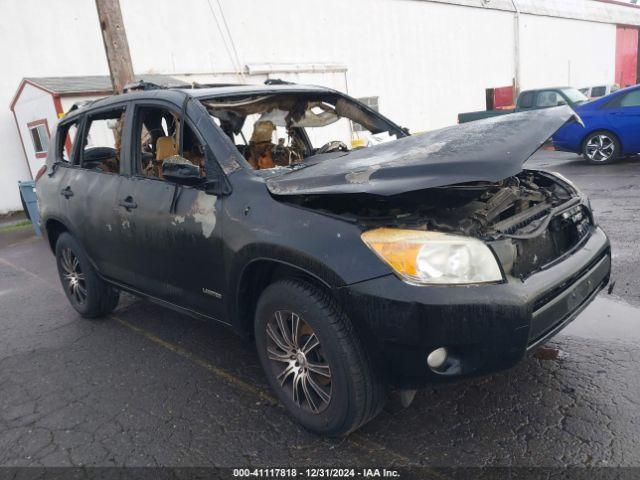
[200,92,403,171]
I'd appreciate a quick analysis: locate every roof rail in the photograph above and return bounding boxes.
[187,82,245,89]
[264,78,295,85]
[67,99,98,114]
[123,80,166,92]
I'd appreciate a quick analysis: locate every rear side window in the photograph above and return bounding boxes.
[591,86,606,98]
[57,121,79,163]
[535,91,563,107]
[620,90,640,108]
[519,91,534,109]
[79,107,126,173]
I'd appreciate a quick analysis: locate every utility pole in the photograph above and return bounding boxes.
[95,0,134,93]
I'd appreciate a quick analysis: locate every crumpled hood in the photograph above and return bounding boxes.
[266,105,580,196]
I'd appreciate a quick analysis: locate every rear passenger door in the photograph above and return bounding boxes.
[59,104,134,283]
[602,89,640,152]
[117,100,227,321]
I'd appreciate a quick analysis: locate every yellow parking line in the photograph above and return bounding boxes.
[113,314,425,469]
[112,314,278,406]
[0,255,431,471]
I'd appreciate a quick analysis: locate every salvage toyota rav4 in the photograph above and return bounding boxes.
[37,82,610,436]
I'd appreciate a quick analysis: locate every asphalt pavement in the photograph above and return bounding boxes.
[1,151,639,474]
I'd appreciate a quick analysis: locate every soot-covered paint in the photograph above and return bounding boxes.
[266,106,581,196]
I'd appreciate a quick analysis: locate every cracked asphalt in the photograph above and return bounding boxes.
[1,151,640,471]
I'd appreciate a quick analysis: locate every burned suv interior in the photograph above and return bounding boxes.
[201,92,403,172]
[136,106,206,179]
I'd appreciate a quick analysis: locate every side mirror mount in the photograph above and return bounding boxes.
[161,155,204,186]
[202,146,232,196]
[557,99,568,106]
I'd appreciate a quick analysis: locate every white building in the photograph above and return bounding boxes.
[2,0,640,213]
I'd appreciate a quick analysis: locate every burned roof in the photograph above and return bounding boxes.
[181,83,337,99]
[23,75,188,95]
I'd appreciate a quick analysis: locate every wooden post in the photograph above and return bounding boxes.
[95,0,134,93]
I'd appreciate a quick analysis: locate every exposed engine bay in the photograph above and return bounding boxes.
[281,170,593,278]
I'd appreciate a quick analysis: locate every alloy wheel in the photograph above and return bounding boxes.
[585,134,615,162]
[60,247,87,305]
[265,310,332,414]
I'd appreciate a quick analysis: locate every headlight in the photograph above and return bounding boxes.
[361,228,503,285]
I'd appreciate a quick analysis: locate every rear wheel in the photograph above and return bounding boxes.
[582,131,619,164]
[55,232,119,318]
[254,279,385,436]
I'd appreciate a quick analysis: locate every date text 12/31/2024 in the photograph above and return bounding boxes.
[233,468,401,478]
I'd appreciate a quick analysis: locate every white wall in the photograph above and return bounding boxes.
[121,0,516,131]
[12,83,59,178]
[519,14,617,89]
[0,0,628,213]
[0,0,110,213]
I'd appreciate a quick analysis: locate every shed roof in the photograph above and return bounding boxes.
[22,74,188,95]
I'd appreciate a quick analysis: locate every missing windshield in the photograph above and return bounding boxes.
[200,92,404,171]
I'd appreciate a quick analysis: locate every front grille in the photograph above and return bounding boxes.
[513,205,592,278]
[528,249,610,346]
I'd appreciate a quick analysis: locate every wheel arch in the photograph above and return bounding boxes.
[44,217,71,253]
[233,256,336,338]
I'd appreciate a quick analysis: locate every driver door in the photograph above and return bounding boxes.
[117,101,227,321]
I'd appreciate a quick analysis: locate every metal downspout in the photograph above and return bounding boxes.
[511,0,521,102]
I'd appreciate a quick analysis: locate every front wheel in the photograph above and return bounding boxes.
[55,232,119,318]
[254,279,385,436]
[582,131,619,164]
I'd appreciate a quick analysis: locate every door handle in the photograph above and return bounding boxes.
[118,196,137,210]
[60,186,74,198]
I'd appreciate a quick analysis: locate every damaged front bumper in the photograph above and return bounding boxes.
[338,226,610,388]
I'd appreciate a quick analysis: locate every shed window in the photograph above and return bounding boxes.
[28,120,49,158]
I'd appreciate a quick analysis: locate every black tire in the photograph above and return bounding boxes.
[254,279,385,436]
[55,232,119,318]
[582,130,620,165]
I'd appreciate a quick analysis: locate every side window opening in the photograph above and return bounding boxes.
[535,91,561,108]
[57,121,78,163]
[135,106,205,180]
[80,108,126,173]
[620,90,640,108]
[519,91,534,109]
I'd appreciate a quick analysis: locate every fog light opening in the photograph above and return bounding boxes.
[427,347,448,370]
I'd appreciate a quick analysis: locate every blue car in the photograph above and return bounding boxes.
[553,84,640,164]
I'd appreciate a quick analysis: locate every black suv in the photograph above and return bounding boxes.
[37,83,611,436]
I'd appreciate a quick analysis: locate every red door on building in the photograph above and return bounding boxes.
[616,26,639,88]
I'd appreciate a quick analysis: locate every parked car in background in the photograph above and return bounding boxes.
[579,84,619,100]
[36,83,610,436]
[458,87,589,123]
[553,84,640,164]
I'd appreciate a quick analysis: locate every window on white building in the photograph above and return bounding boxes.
[28,121,49,158]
